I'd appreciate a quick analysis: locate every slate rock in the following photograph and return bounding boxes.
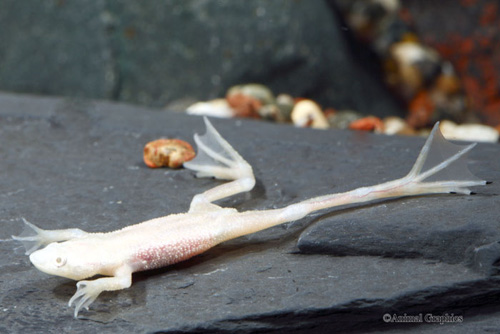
[297,136,500,273]
[0,1,403,117]
[1,92,499,333]
[470,241,500,276]
[0,1,114,99]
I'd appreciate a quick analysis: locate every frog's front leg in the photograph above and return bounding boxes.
[69,265,132,318]
[12,218,88,255]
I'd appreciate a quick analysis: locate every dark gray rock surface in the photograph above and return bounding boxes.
[0,92,499,333]
[0,1,402,117]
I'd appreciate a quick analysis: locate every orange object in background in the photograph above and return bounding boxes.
[349,116,384,132]
[404,0,500,128]
[407,90,435,128]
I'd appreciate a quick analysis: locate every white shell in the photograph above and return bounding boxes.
[440,120,499,143]
[291,100,329,129]
[186,99,235,118]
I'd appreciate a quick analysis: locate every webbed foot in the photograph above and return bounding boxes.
[68,270,132,318]
[12,218,88,255]
[184,117,254,181]
[12,218,52,255]
[68,280,101,318]
[402,122,487,195]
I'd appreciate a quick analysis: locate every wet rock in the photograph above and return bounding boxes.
[2,92,499,333]
[297,132,500,273]
[0,1,404,117]
[470,241,500,276]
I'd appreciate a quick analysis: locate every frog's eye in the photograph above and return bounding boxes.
[55,256,67,267]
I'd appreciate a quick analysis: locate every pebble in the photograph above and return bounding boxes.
[258,104,281,121]
[348,116,384,133]
[291,99,329,129]
[407,90,434,128]
[226,84,274,118]
[327,110,363,129]
[388,41,439,98]
[274,94,294,122]
[428,62,468,123]
[257,94,294,122]
[186,99,235,118]
[439,120,499,143]
[383,116,416,135]
[181,82,494,142]
[143,139,196,168]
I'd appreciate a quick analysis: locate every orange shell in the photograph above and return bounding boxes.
[143,139,195,168]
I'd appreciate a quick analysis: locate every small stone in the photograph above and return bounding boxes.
[291,99,329,129]
[258,95,294,122]
[143,139,196,168]
[383,116,416,135]
[276,93,294,106]
[388,40,440,99]
[428,63,468,123]
[226,84,274,118]
[274,94,294,122]
[439,120,499,143]
[327,110,363,129]
[434,67,462,96]
[348,116,384,133]
[407,90,434,128]
[258,104,281,121]
[186,99,235,118]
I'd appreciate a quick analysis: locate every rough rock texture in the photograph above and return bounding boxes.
[0,1,115,99]
[0,92,499,333]
[0,1,402,117]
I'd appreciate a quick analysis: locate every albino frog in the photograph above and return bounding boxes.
[13,117,487,317]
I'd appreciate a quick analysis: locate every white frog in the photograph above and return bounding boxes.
[13,117,487,317]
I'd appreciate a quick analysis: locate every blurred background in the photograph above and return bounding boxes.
[1,0,499,140]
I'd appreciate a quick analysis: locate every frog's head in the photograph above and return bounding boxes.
[29,240,103,280]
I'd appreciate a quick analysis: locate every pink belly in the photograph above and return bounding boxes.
[132,235,215,271]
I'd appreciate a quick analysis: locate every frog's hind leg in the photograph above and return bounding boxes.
[184,117,256,212]
[12,218,88,255]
